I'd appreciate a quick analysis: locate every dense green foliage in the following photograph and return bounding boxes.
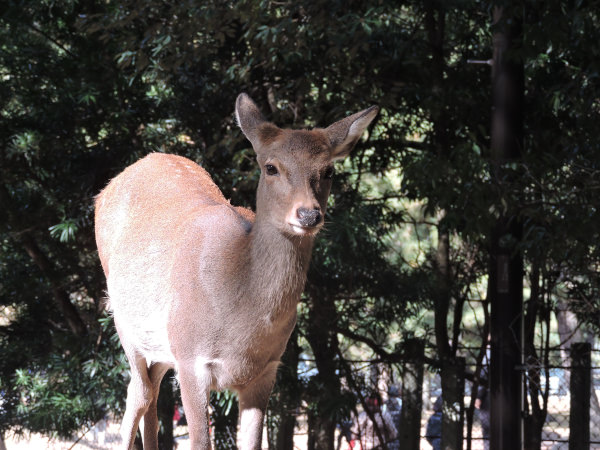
[1,0,599,447]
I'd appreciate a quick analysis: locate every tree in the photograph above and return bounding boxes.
[488,4,524,450]
[2,1,600,448]
[0,0,164,440]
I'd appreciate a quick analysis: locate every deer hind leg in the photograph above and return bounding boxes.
[139,362,170,450]
[237,361,279,450]
[120,354,153,450]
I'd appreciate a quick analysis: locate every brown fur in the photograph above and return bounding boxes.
[94,93,378,449]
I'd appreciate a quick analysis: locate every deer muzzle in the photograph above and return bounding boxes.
[296,207,322,228]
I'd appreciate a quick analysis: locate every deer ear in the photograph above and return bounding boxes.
[236,93,280,151]
[325,105,379,160]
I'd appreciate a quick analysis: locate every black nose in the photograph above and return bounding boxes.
[297,207,322,227]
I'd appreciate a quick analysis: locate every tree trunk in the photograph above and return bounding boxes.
[157,371,174,450]
[441,357,465,450]
[523,264,544,450]
[398,339,424,450]
[569,343,591,450]
[0,183,87,337]
[555,296,581,389]
[556,309,600,442]
[489,5,524,450]
[584,334,600,442]
[270,330,301,450]
[306,293,341,450]
[424,3,468,448]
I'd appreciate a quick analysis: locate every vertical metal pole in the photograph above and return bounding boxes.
[489,4,524,450]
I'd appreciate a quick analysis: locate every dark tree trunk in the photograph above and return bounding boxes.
[306,292,341,450]
[269,330,301,450]
[0,183,87,337]
[424,3,466,448]
[554,297,580,390]
[398,339,424,450]
[441,357,465,450]
[523,264,545,450]
[489,5,524,450]
[157,371,174,450]
[569,343,591,450]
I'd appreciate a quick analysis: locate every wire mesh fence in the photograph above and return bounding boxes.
[524,348,600,449]
[3,346,599,449]
[416,346,600,450]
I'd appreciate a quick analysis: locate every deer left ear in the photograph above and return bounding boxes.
[325,105,379,160]
[236,93,283,153]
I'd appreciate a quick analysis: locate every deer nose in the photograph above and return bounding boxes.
[296,207,322,227]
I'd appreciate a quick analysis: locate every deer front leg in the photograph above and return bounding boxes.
[177,362,212,449]
[237,361,279,450]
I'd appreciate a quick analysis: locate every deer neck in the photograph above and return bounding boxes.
[243,218,314,314]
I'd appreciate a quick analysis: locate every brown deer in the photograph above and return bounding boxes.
[94,93,378,449]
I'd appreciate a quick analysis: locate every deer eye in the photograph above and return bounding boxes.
[265,164,279,176]
[323,166,334,179]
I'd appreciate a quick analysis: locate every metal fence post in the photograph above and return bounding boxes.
[442,357,465,450]
[569,342,591,450]
[399,338,424,450]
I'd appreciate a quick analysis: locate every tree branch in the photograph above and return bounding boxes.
[0,184,87,337]
[26,23,78,59]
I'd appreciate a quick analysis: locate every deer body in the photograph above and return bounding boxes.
[95,94,377,449]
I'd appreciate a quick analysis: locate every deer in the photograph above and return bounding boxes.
[94,93,378,450]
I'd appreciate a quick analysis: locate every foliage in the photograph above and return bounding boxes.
[1,0,599,447]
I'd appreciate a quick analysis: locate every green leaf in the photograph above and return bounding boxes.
[48,220,79,243]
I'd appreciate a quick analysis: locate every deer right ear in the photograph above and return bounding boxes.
[236,93,280,151]
[325,105,379,160]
